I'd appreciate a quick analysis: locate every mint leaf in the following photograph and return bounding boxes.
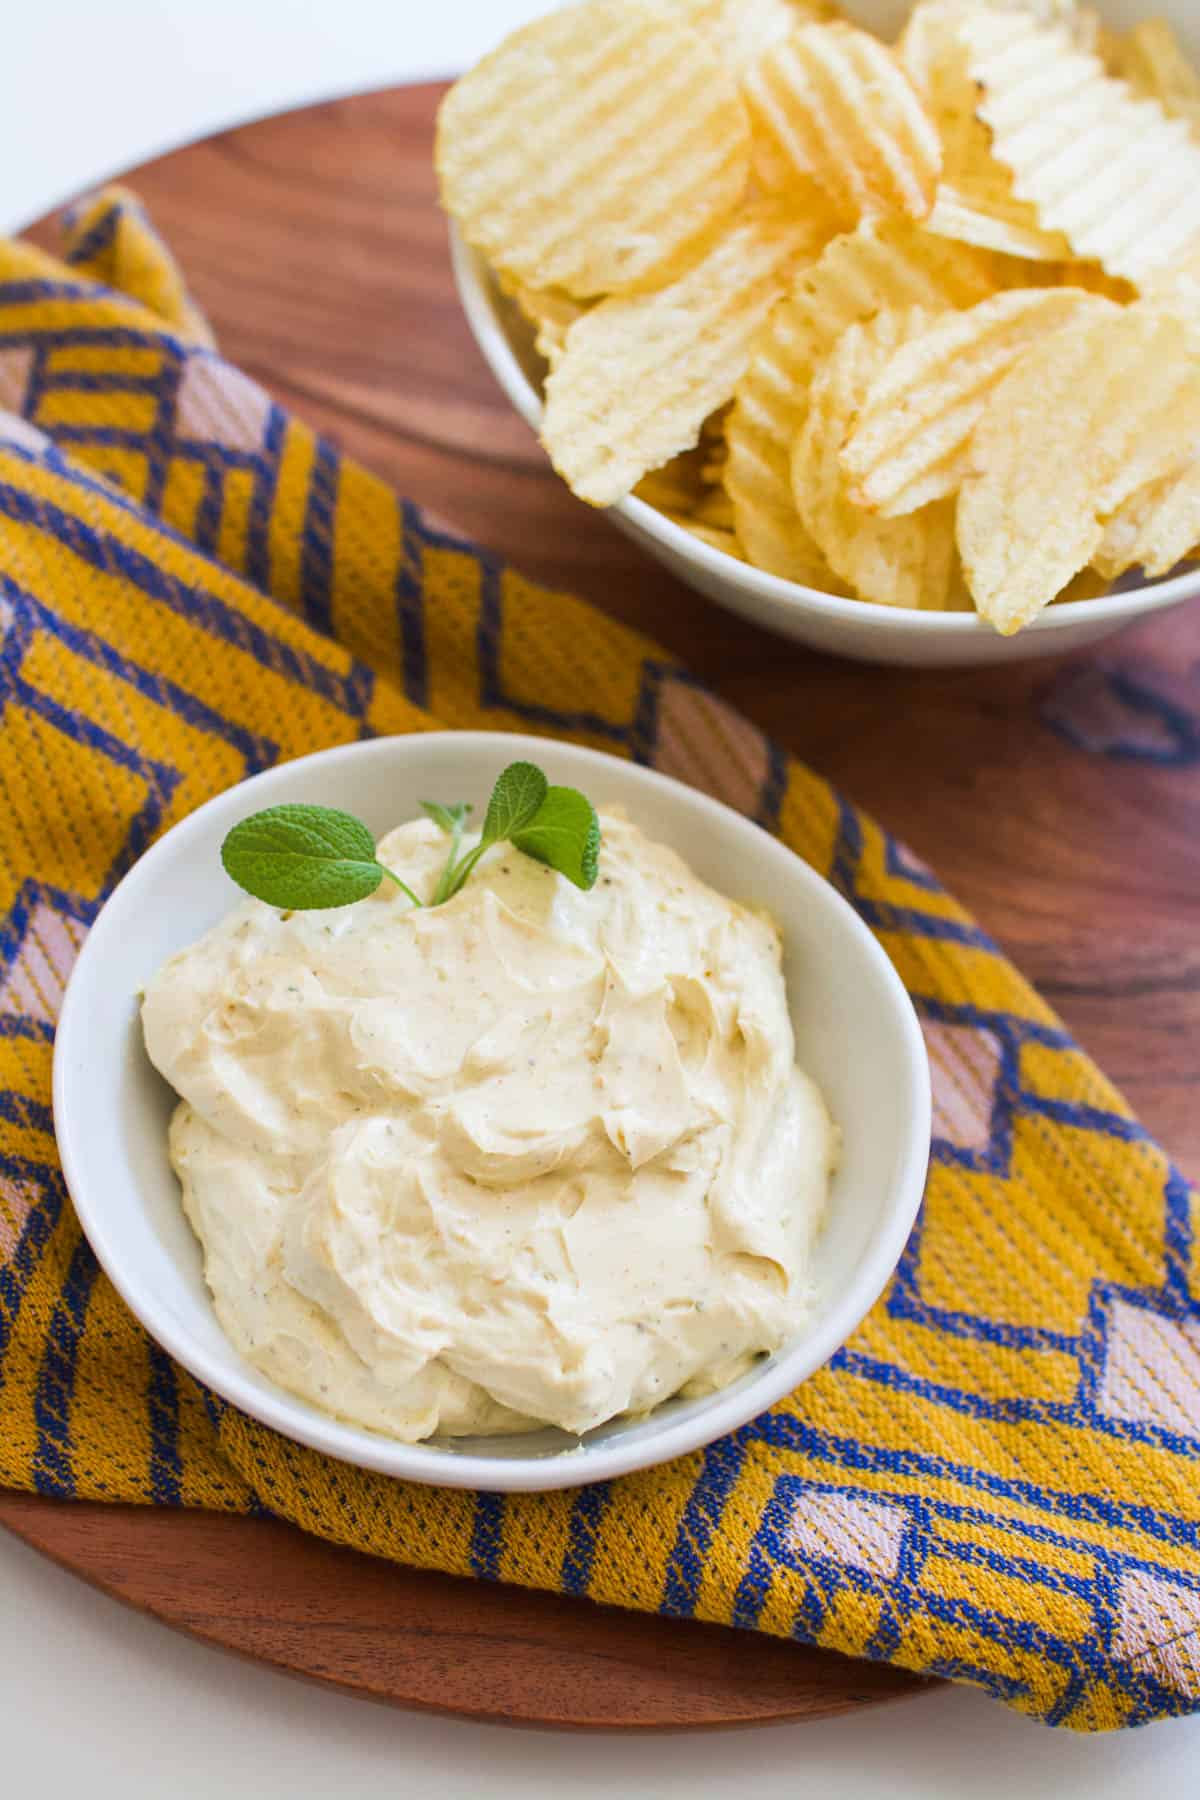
[421,800,472,836]
[221,804,404,910]
[512,786,601,890]
[480,762,548,848]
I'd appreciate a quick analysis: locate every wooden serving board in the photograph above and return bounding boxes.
[0,1491,924,1727]
[6,81,1200,1728]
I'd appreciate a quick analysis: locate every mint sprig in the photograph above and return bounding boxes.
[220,803,423,910]
[220,762,601,912]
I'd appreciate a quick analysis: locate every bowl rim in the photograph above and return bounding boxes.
[449,223,1200,640]
[53,730,931,1492]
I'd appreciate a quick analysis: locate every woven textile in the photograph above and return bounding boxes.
[0,192,1198,1731]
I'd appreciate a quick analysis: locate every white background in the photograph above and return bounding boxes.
[1,1,1197,1792]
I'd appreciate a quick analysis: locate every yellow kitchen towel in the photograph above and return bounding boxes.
[0,191,1197,1732]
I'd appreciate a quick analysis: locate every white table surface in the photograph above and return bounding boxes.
[1,3,1197,1791]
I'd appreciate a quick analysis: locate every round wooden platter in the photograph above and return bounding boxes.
[0,1490,925,1728]
[7,80,1200,1728]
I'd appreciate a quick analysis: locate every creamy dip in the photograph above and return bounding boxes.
[142,808,836,1442]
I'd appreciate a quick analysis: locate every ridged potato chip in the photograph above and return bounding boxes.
[722,295,846,584]
[902,1,1073,262]
[1053,565,1112,603]
[743,23,942,225]
[992,0,1102,53]
[1138,244,1200,330]
[700,442,729,485]
[959,308,1200,633]
[906,0,1102,54]
[842,286,1117,516]
[642,469,737,534]
[633,446,711,515]
[691,487,737,530]
[632,417,730,517]
[1052,260,1136,304]
[663,515,749,559]
[788,214,1004,327]
[924,185,1070,262]
[964,9,1200,285]
[719,1,857,225]
[442,0,1200,626]
[1105,18,1200,136]
[792,306,959,609]
[897,0,980,96]
[700,403,733,471]
[723,218,999,579]
[542,206,820,506]
[666,0,838,66]
[502,279,588,368]
[1090,488,1152,581]
[436,0,752,298]
[1092,464,1200,580]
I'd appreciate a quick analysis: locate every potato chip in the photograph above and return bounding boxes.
[665,0,838,66]
[925,186,1070,262]
[722,299,842,583]
[906,0,1102,54]
[1051,260,1136,304]
[902,1,1074,262]
[958,307,1200,633]
[1090,486,1152,581]
[994,0,1102,53]
[963,9,1200,285]
[842,286,1116,516]
[633,418,732,513]
[1138,243,1200,333]
[940,578,977,612]
[724,4,852,226]
[436,0,752,298]
[663,515,749,559]
[747,142,847,237]
[789,214,1004,327]
[1087,525,1132,582]
[742,23,942,225]
[896,0,962,98]
[723,218,999,580]
[700,441,729,485]
[633,447,711,515]
[502,278,588,368]
[445,0,1200,629]
[792,306,959,608]
[691,487,738,530]
[1092,463,1200,580]
[1105,18,1200,136]
[701,405,732,443]
[542,205,819,506]
[1052,565,1112,603]
[636,454,737,525]
[695,406,732,483]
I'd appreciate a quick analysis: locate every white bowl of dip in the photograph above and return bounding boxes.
[446,1,1200,668]
[53,732,930,1491]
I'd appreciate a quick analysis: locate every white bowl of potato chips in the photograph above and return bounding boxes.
[441,0,1200,666]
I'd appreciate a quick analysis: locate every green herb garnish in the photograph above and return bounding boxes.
[220,761,601,913]
[421,800,473,904]
[220,803,423,910]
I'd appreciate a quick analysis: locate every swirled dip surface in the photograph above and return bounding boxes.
[142,809,835,1441]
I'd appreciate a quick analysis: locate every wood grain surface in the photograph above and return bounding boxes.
[0,1491,926,1728]
[6,79,1199,1727]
